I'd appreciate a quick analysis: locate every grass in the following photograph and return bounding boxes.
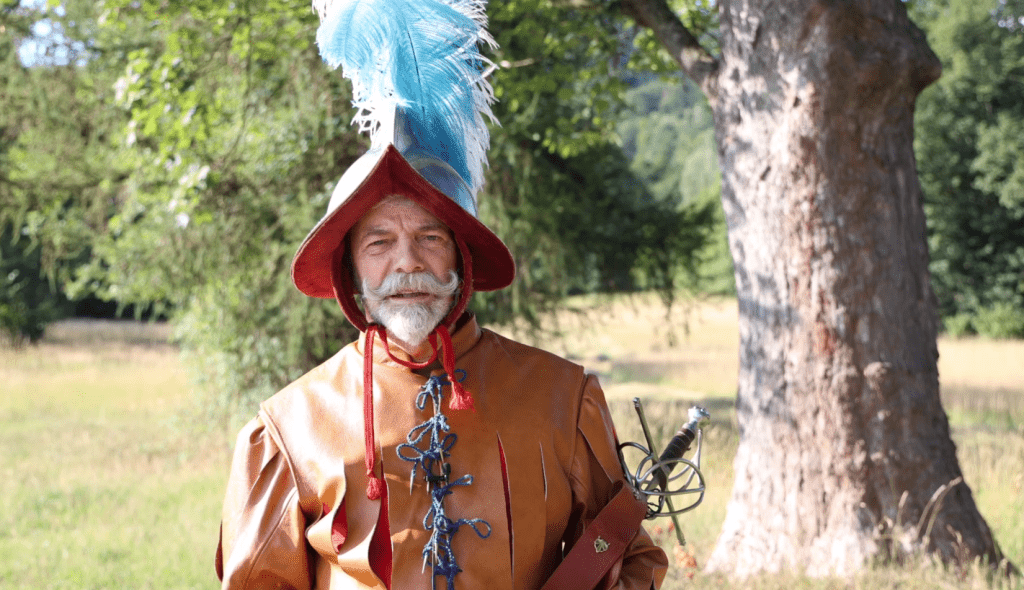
[0,330,225,589]
[1,298,1021,589]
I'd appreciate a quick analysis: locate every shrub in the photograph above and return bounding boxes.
[942,313,976,338]
[973,302,1024,339]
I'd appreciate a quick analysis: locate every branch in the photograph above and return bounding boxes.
[619,0,719,97]
[522,138,587,186]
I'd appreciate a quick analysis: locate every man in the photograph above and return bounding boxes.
[216,0,668,587]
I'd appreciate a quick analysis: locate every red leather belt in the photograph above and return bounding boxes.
[541,481,649,590]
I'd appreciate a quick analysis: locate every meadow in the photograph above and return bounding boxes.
[1,296,1021,589]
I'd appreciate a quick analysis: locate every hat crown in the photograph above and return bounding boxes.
[326,106,478,219]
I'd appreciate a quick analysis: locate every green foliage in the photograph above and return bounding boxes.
[993,0,1024,30]
[0,224,69,345]
[489,0,631,158]
[2,0,718,410]
[476,136,715,328]
[620,79,717,204]
[625,0,720,74]
[477,2,727,327]
[942,313,975,337]
[912,0,1024,338]
[0,2,117,339]
[460,1,717,330]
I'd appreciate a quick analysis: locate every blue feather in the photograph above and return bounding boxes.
[314,0,496,196]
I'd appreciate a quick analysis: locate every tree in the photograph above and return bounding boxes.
[618,0,1007,576]
[474,0,716,327]
[0,222,70,345]
[0,1,119,340]
[912,0,1024,338]
[619,78,734,294]
[77,0,365,412]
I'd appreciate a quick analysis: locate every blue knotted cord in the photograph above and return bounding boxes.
[397,372,490,590]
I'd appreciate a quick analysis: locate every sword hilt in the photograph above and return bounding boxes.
[648,406,710,491]
[618,400,711,520]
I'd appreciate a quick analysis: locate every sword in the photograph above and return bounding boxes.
[617,398,711,546]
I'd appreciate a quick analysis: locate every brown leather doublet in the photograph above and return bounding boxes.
[217,315,667,589]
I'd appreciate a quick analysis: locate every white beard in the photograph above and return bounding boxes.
[371,296,449,346]
[362,271,460,346]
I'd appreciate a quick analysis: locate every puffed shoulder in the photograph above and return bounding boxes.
[234,417,282,479]
[217,416,312,589]
[219,417,282,563]
[574,374,624,484]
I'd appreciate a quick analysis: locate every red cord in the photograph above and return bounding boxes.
[363,326,384,500]
[437,325,473,411]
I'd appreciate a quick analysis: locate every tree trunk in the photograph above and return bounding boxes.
[621,0,1007,577]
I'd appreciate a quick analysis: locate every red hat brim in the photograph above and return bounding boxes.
[292,145,515,299]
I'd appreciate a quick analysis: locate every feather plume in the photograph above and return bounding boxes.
[313,0,497,196]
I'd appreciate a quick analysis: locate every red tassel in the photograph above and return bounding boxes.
[437,325,474,411]
[449,382,475,411]
[366,474,385,500]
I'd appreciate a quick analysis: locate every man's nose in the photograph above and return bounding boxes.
[394,236,426,274]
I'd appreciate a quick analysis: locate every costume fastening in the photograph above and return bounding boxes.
[361,324,473,499]
[397,373,491,590]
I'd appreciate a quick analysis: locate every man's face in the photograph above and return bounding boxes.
[350,196,459,346]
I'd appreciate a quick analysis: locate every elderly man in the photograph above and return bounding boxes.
[215,0,668,588]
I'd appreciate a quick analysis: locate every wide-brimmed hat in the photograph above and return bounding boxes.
[291,139,514,299]
[291,108,515,331]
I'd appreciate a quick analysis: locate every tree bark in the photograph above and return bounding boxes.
[619,0,1008,577]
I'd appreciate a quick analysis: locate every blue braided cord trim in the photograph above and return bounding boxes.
[397,373,490,590]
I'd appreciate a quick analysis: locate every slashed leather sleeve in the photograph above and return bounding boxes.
[569,375,669,590]
[217,416,313,590]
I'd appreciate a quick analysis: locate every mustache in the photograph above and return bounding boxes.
[361,271,461,302]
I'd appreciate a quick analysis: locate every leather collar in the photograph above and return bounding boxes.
[355,312,482,369]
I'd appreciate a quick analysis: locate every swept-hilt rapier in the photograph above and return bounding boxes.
[618,399,711,527]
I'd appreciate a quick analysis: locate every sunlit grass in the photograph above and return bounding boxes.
[0,330,227,590]
[1,298,1021,589]
[495,293,741,399]
[938,337,1024,393]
